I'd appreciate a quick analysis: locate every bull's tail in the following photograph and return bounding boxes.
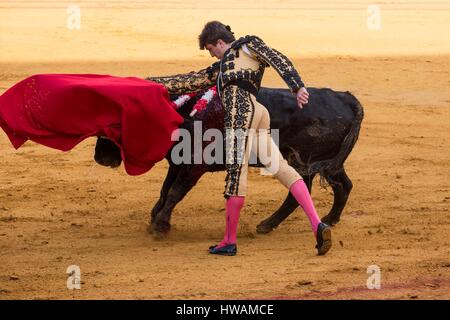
[292,91,364,179]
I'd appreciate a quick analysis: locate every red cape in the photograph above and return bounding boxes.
[0,74,184,175]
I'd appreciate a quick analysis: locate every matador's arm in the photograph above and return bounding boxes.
[145,61,220,95]
[245,36,305,94]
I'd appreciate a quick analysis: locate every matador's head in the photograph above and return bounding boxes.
[198,21,236,60]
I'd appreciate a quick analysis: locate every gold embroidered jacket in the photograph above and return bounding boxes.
[146,35,305,96]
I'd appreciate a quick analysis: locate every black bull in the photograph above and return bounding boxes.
[95,87,364,238]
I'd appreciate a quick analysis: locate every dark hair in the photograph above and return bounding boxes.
[198,21,235,49]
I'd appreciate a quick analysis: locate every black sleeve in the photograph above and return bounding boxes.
[245,36,305,93]
[145,61,220,95]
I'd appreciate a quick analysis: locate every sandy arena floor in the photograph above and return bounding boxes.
[0,0,449,299]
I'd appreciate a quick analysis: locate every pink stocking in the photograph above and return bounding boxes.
[289,179,321,236]
[216,196,245,248]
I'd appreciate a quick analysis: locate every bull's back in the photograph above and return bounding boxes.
[256,87,362,163]
[257,87,356,125]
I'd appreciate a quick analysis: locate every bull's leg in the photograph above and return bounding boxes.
[321,167,353,226]
[151,164,181,223]
[256,174,315,234]
[149,166,205,238]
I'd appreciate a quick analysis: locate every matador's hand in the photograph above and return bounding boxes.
[297,87,309,109]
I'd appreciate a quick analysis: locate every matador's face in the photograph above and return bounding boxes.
[205,39,230,60]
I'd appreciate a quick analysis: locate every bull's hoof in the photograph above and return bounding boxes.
[146,223,155,234]
[256,221,276,234]
[147,221,171,239]
[321,214,340,226]
[152,229,168,240]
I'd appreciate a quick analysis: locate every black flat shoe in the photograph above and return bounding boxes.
[209,244,237,256]
[316,222,332,255]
